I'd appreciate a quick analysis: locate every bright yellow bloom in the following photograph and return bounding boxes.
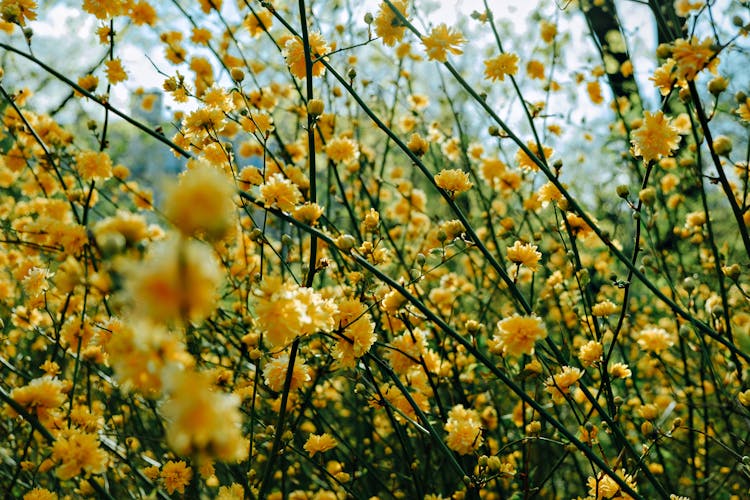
[104,58,127,84]
[444,404,483,455]
[506,240,542,271]
[333,298,377,368]
[163,161,235,241]
[258,173,303,212]
[492,314,547,357]
[578,340,603,366]
[434,168,472,196]
[587,469,638,499]
[374,0,408,47]
[545,366,583,404]
[128,0,156,26]
[254,276,337,347]
[263,354,311,392]
[631,110,680,163]
[160,461,192,495]
[421,23,465,62]
[1,0,38,25]
[51,429,108,480]
[672,36,716,81]
[516,141,553,171]
[484,53,519,82]
[325,136,359,163]
[304,433,338,457]
[76,150,112,181]
[8,376,65,424]
[284,32,329,79]
[22,488,57,500]
[609,362,632,379]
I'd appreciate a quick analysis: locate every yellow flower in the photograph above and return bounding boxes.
[526,59,545,79]
[105,318,192,396]
[609,362,632,379]
[76,74,99,94]
[587,469,638,500]
[76,150,113,181]
[737,97,750,122]
[217,484,245,499]
[592,300,618,317]
[434,168,472,196]
[672,36,716,81]
[254,276,337,347]
[258,173,303,212]
[545,366,583,404]
[650,59,677,96]
[128,0,156,26]
[244,10,272,37]
[637,326,674,353]
[23,488,57,500]
[262,354,311,392]
[51,429,108,480]
[484,53,519,82]
[304,433,338,457]
[333,298,377,368]
[8,376,65,424]
[325,136,359,163]
[104,58,127,84]
[631,110,680,163]
[163,161,235,241]
[123,235,223,323]
[1,0,38,25]
[506,240,542,271]
[540,20,557,43]
[284,32,329,79]
[407,133,429,156]
[516,141,553,171]
[374,0,409,47]
[161,370,247,462]
[421,23,465,62]
[444,404,483,455]
[160,461,192,495]
[492,314,547,357]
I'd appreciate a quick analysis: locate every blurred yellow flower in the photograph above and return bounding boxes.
[304,433,338,457]
[484,53,519,82]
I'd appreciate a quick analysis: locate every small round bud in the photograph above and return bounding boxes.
[616,184,630,199]
[712,135,733,156]
[707,76,728,96]
[656,43,672,59]
[638,187,656,206]
[488,125,500,137]
[231,67,245,82]
[736,91,747,103]
[724,263,741,280]
[641,421,654,436]
[364,12,373,24]
[437,230,447,242]
[733,15,744,27]
[347,67,357,80]
[307,98,325,117]
[415,253,426,267]
[281,234,293,246]
[683,276,696,293]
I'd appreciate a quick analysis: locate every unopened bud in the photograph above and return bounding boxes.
[307,98,324,117]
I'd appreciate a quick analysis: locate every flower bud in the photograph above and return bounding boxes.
[307,98,325,117]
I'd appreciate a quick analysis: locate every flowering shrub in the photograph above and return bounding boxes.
[1,0,749,499]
